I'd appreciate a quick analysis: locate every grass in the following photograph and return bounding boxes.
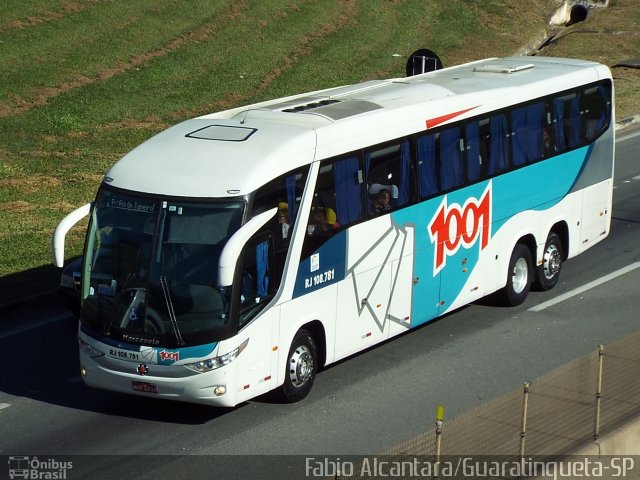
[538,0,640,119]
[0,0,638,307]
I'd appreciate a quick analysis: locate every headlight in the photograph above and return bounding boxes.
[185,339,249,373]
[78,336,104,358]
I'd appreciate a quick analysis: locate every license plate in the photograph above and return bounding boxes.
[107,346,140,361]
[132,381,158,394]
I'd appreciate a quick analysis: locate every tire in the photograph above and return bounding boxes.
[500,243,532,307]
[534,232,563,291]
[281,329,318,403]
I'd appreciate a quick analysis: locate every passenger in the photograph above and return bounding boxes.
[372,189,392,214]
[543,127,556,157]
[325,207,339,228]
[277,202,290,239]
[308,207,332,236]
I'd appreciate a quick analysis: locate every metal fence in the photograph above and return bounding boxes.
[334,330,640,479]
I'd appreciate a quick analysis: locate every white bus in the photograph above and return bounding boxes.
[53,56,614,406]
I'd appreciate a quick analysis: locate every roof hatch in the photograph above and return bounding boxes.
[185,124,257,142]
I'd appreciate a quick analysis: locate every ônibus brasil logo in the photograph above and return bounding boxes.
[428,182,492,276]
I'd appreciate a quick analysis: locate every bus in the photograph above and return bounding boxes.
[52,56,614,407]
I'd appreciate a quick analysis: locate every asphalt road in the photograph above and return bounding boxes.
[1,125,639,479]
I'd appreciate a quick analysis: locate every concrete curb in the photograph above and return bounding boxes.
[573,415,640,455]
[616,114,640,131]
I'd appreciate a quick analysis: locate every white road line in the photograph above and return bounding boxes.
[529,261,640,312]
[0,312,71,340]
[0,403,11,412]
[633,175,640,181]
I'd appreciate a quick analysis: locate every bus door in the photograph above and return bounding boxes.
[409,245,442,326]
[335,219,393,357]
[430,182,491,314]
[387,223,416,337]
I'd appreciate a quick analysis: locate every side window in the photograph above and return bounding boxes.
[237,233,273,328]
[549,81,612,154]
[364,140,411,214]
[301,155,364,260]
[582,83,611,141]
[251,167,308,290]
[419,125,478,197]
[417,134,438,198]
[511,101,545,166]
[465,121,482,182]
[487,113,510,176]
[252,169,308,242]
[438,127,463,190]
[551,97,567,153]
[556,92,582,149]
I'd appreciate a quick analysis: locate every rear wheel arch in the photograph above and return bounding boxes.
[549,221,569,262]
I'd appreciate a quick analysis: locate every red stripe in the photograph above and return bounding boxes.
[426,106,479,129]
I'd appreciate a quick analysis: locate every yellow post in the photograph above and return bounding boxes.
[434,404,445,479]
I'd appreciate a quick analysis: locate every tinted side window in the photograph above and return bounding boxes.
[301,156,364,260]
[237,233,273,328]
[251,167,308,289]
[417,134,438,198]
[511,101,545,166]
[417,128,466,198]
[465,121,482,182]
[487,113,510,176]
[365,140,412,214]
[438,127,463,191]
[582,84,611,141]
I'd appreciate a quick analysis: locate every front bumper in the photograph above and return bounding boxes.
[80,350,239,407]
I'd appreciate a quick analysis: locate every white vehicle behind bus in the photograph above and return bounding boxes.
[53,55,614,406]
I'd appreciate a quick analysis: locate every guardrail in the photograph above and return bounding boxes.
[333,330,640,479]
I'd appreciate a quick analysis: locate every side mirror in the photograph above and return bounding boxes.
[217,207,277,287]
[52,203,91,268]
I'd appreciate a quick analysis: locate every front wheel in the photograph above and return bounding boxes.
[500,243,532,307]
[534,232,563,291]
[281,329,318,403]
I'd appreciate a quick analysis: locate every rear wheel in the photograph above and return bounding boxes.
[500,243,532,306]
[281,329,317,403]
[535,232,563,291]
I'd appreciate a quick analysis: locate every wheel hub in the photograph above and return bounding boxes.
[289,345,314,387]
[543,245,561,279]
[512,257,529,294]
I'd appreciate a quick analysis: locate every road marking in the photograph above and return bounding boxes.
[0,403,11,412]
[529,261,640,312]
[633,175,640,181]
[0,312,71,340]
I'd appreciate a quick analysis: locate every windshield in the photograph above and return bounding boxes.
[81,188,243,346]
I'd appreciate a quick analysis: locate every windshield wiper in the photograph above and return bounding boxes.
[160,275,185,346]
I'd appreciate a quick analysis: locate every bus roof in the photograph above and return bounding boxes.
[105,56,611,198]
